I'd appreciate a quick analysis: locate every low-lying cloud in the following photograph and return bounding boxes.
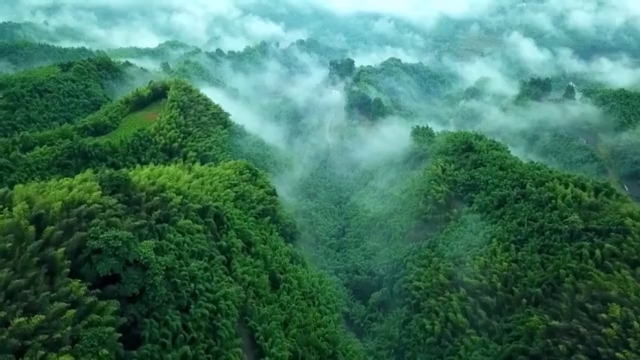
[3,0,640,177]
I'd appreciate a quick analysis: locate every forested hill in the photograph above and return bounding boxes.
[2,20,640,360]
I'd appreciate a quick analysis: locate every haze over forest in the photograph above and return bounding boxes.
[2,1,640,359]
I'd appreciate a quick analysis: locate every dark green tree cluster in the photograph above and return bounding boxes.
[329,58,356,80]
[0,76,286,188]
[0,41,97,70]
[0,56,127,137]
[382,127,640,359]
[355,57,454,102]
[0,21,84,44]
[516,77,553,102]
[289,38,348,61]
[0,21,27,42]
[506,127,608,179]
[106,41,199,63]
[0,162,363,359]
[583,88,640,130]
[344,57,455,120]
[345,89,387,120]
[563,82,577,100]
[207,39,346,75]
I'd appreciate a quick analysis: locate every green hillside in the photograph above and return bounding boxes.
[0,40,97,70]
[0,56,127,137]
[96,100,165,142]
[1,20,640,360]
[1,161,364,359]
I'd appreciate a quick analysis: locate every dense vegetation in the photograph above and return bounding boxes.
[2,19,640,360]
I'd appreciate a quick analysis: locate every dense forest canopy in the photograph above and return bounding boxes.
[2,1,640,359]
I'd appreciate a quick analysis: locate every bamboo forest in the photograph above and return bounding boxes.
[2,1,640,359]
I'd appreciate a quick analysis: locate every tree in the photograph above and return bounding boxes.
[329,58,356,79]
[563,82,576,100]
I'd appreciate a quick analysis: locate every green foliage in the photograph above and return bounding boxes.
[167,59,224,86]
[347,57,454,119]
[346,89,376,119]
[0,163,363,359]
[289,38,348,60]
[0,173,123,359]
[386,130,640,359]
[0,21,86,44]
[2,31,640,360]
[329,58,356,80]
[0,56,126,137]
[511,127,609,179]
[563,83,577,100]
[0,74,285,189]
[516,77,553,102]
[0,41,97,71]
[583,88,640,130]
[96,100,165,142]
[106,41,198,62]
[0,22,26,42]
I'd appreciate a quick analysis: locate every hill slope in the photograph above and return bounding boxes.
[0,56,140,137]
[0,162,363,359]
[389,128,640,359]
[0,77,283,188]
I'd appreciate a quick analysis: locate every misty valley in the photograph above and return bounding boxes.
[2,2,640,359]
